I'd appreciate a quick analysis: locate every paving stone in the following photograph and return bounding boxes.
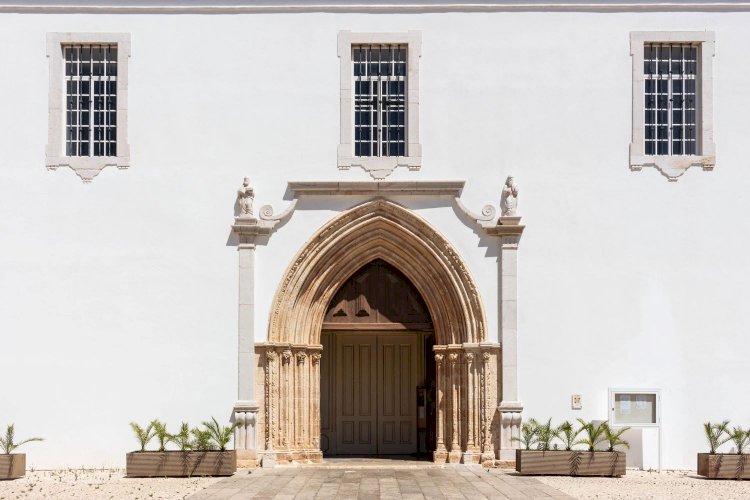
[187,462,572,499]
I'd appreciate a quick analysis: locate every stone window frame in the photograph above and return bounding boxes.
[337,30,422,179]
[629,31,715,181]
[46,32,131,183]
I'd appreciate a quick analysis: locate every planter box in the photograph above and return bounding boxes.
[126,451,236,478]
[697,453,750,480]
[516,449,626,477]
[0,454,25,480]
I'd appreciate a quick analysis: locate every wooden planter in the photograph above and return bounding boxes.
[697,453,750,480]
[126,451,236,477]
[516,449,626,477]
[0,454,25,480]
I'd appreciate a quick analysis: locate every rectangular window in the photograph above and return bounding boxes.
[64,44,118,157]
[353,44,407,158]
[643,43,697,156]
[609,389,660,426]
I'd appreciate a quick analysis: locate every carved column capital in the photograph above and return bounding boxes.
[281,349,292,363]
[464,352,475,363]
[266,349,278,361]
[296,351,307,365]
[448,352,459,363]
[435,353,444,362]
[311,352,322,365]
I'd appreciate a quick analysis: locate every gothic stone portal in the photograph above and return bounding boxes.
[256,200,501,464]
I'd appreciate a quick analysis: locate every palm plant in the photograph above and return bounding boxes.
[152,420,170,452]
[558,420,582,451]
[190,428,215,451]
[0,424,43,454]
[574,419,607,452]
[129,421,156,452]
[534,418,560,451]
[703,420,731,454]
[602,423,631,452]
[512,418,538,451]
[169,423,192,452]
[202,417,237,451]
[729,426,749,454]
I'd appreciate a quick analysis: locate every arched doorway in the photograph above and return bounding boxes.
[319,259,435,456]
[259,200,500,464]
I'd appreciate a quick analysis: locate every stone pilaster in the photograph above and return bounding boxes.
[233,239,259,467]
[487,217,525,460]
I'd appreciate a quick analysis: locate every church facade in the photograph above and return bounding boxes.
[1,0,748,471]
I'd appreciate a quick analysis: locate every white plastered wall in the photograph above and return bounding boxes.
[0,10,749,469]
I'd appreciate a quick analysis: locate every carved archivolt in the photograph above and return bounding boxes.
[268,199,487,346]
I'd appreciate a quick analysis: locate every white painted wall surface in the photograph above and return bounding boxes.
[1,8,749,469]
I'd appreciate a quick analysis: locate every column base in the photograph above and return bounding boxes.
[461,452,481,464]
[447,450,463,463]
[236,449,258,468]
[499,448,517,461]
[433,449,448,464]
[480,452,496,467]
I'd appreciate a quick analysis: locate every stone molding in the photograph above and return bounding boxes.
[288,181,464,197]
[46,32,131,183]
[8,2,750,13]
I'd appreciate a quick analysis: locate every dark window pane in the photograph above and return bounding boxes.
[94,143,104,156]
[80,142,89,156]
[80,81,90,94]
[645,80,655,93]
[645,141,655,155]
[657,110,668,124]
[657,80,668,93]
[672,141,682,154]
[686,142,696,155]
[672,96,683,107]
[81,113,90,126]
[657,141,668,155]
[645,110,655,124]
[107,143,116,156]
[657,95,668,108]
[672,110,683,124]
[645,126,655,140]
[672,80,682,93]
[686,110,696,125]
[672,126,683,139]
[685,80,696,93]
[657,126,669,139]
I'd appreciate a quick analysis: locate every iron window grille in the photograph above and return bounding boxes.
[353,44,407,158]
[64,44,118,157]
[643,43,698,156]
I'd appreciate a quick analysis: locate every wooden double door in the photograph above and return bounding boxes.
[334,333,418,455]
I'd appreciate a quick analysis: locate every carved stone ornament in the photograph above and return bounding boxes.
[281,350,292,362]
[237,177,255,216]
[501,175,519,216]
[311,353,322,365]
[434,353,444,362]
[296,351,307,365]
[449,352,459,363]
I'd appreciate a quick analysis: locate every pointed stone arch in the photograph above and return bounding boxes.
[260,199,500,464]
[268,199,486,346]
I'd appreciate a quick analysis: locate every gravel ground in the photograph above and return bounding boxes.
[0,469,221,500]
[536,469,750,499]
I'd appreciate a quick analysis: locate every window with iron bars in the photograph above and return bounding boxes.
[644,43,698,156]
[64,44,118,157]
[353,44,407,158]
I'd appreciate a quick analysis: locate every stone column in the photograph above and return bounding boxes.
[448,350,462,463]
[462,350,480,463]
[310,352,322,458]
[233,239,260,466]
[433,349,447,463]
